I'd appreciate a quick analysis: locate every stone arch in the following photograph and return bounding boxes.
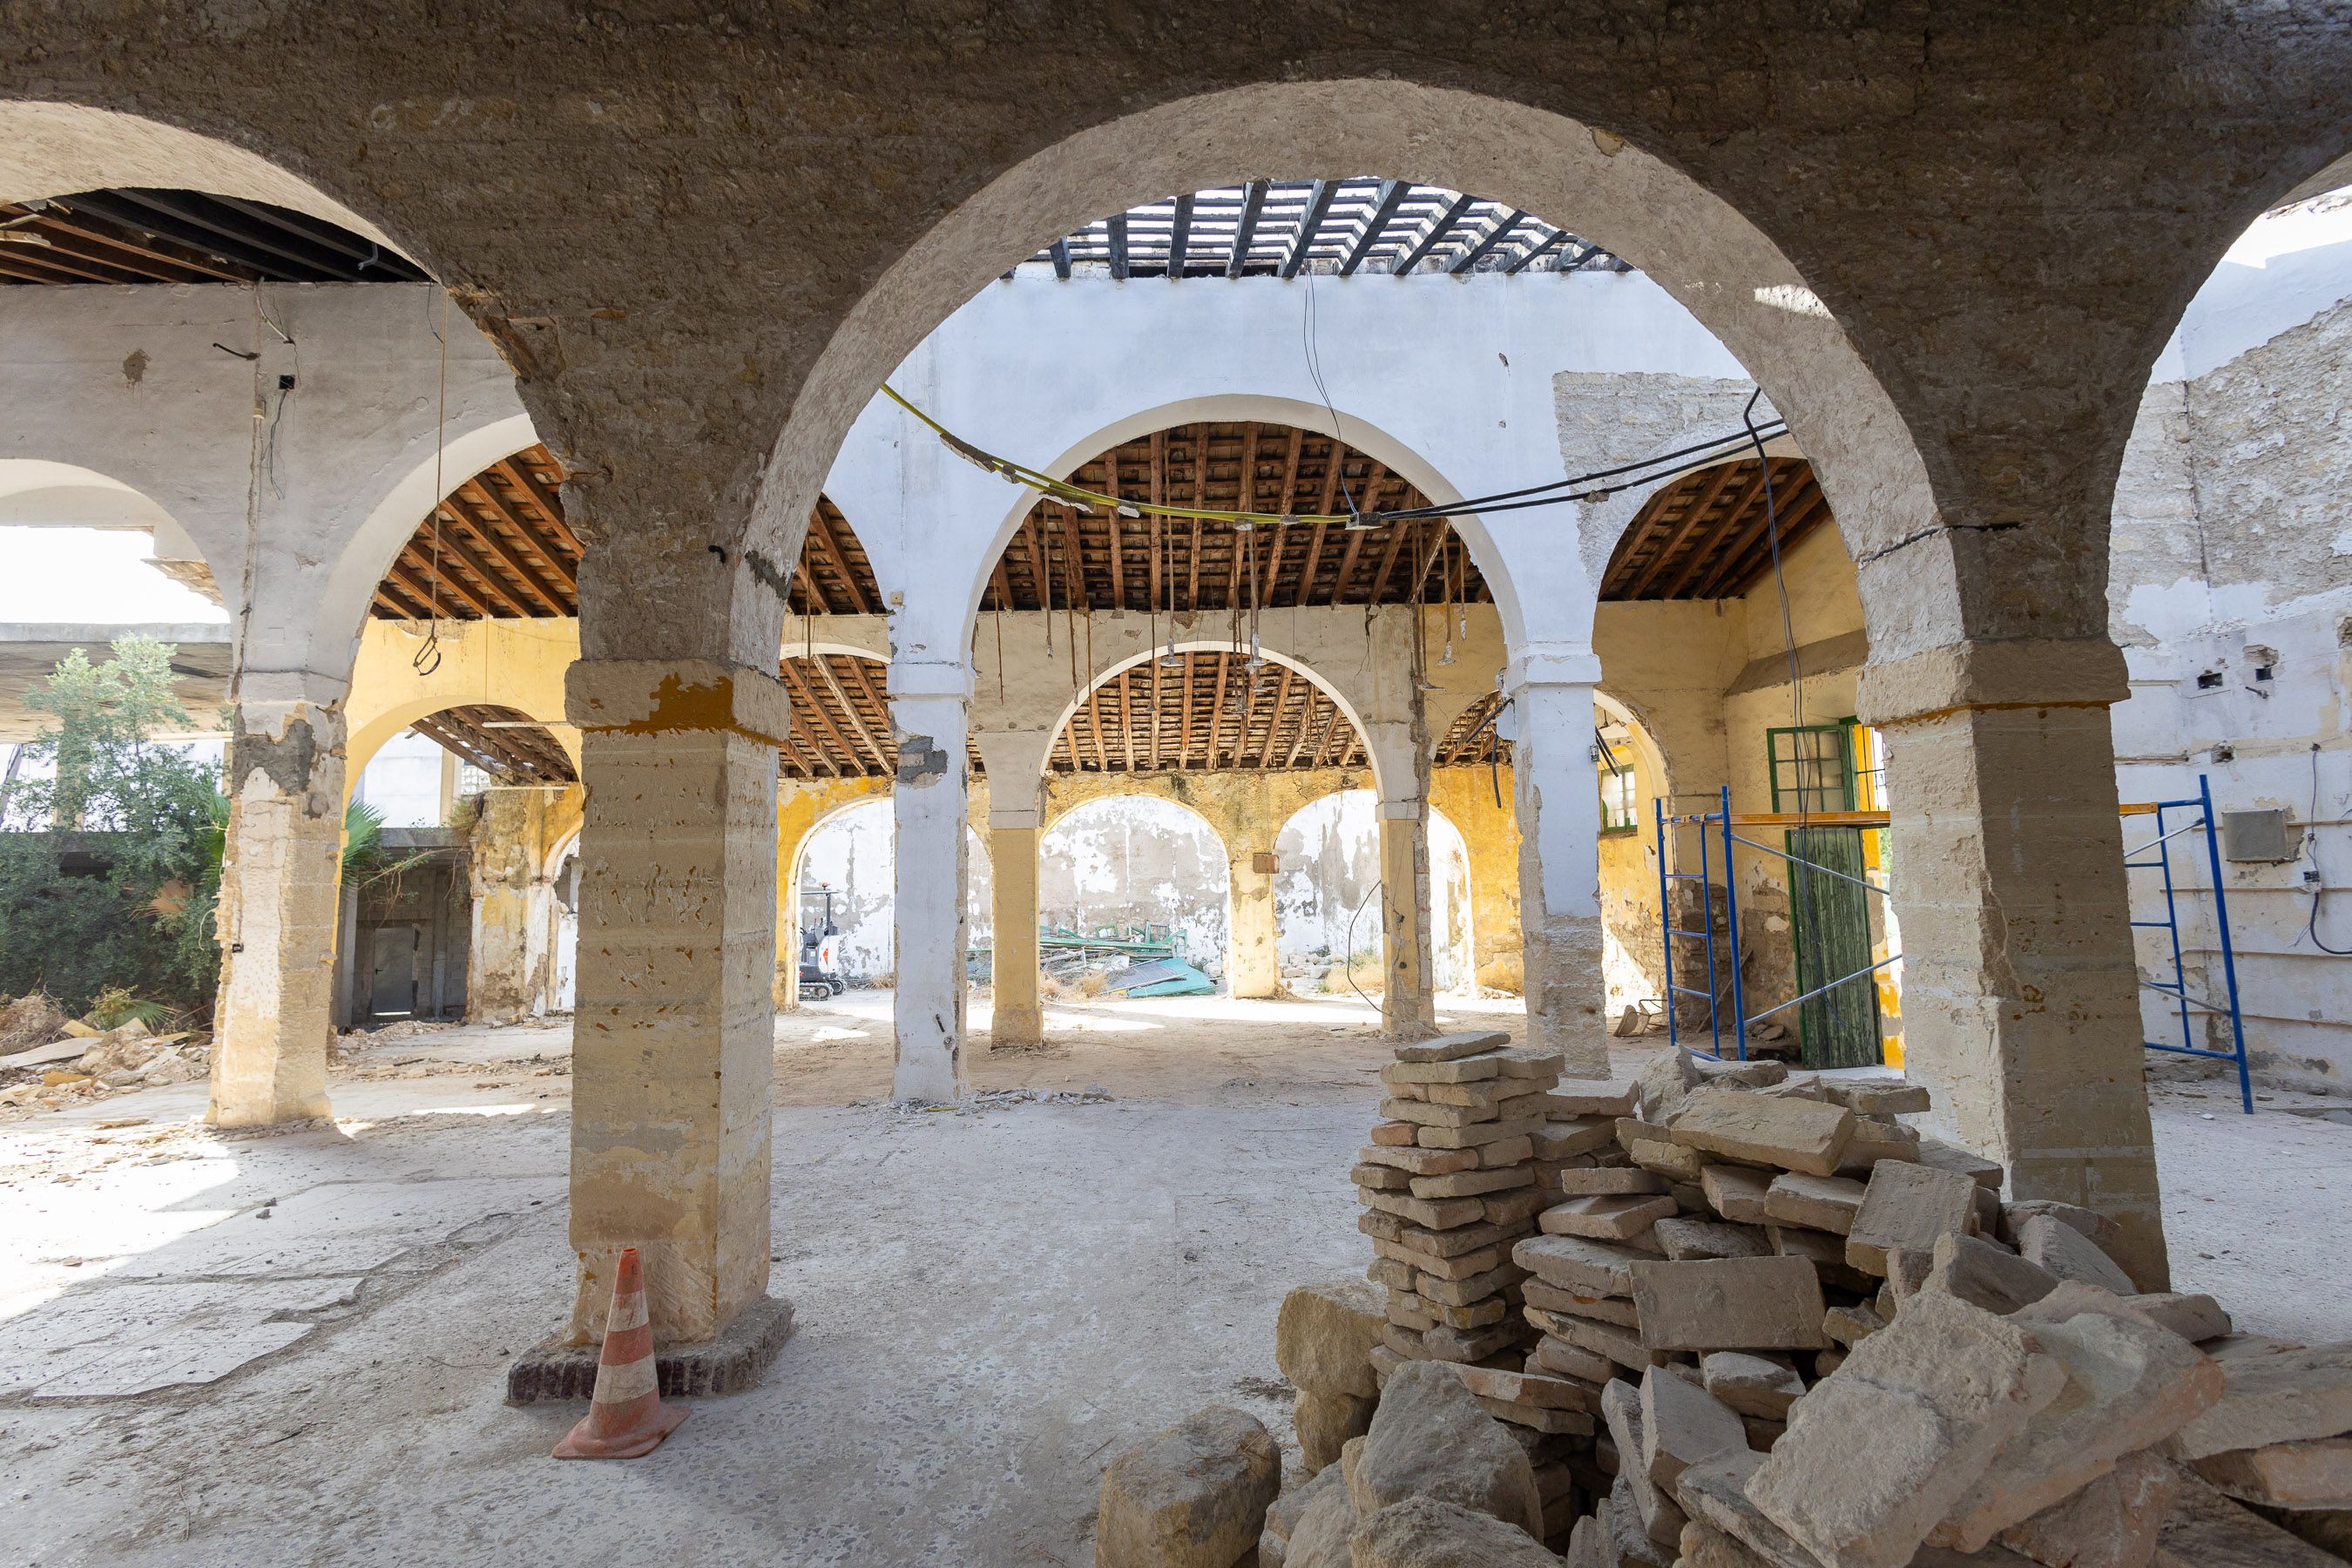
[1036,792,1234,982]
[1273,787,1471,999]
[0,456,229,614]
[753,80,1943,665]
[1037,639,1383,797]
[788,794,991,984]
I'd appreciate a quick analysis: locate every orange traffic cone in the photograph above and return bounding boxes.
[553,1247,690,1460]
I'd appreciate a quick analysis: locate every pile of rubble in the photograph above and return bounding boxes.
[1096,1040,2352,1567]
[0,995,206,1113]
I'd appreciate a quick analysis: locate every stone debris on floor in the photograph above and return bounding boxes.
[1101,1039,2352,1566]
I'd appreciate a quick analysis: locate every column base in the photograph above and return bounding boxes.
[506,1293,795,1404]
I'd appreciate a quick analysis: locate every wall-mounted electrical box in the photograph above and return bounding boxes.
[2222,808,2296,862]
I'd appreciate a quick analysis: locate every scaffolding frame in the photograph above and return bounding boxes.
[1653,776,2254,1110]
[2125,775,2253,1114]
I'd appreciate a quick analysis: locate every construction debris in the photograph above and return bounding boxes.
[1092,1049,2352,1567]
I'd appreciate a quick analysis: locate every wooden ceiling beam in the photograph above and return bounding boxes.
[1654,461,1783,599]
[1629,459,1753,599]
[489,457,580,555]
[810,504,875,614]
[1694,474,1831,600]
[462,474,578,596]
[446,490,567,613]
[777,659,859,774]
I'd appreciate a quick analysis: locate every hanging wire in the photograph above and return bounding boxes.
[412,290,451,678]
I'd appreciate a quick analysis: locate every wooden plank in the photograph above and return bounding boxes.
[1119,667,1135,772]
[387,557,495,619]
[1279,179,1339,279]
[1339,179,1409,276]
[1727,810,1891,828]
[490,456,581,555]
[814,656,890,772]
[1104,449,1127,608]
[421,515,536,616]
[462,473,578,595]
[810,504,875,613]
[1256,668,1294,767]
[1227,179,1269,276]
[779,659,863,775]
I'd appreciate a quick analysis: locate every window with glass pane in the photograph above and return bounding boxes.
[1598,757,1638,832]
[1850,723,1888,813]
[1766,724,1855,814]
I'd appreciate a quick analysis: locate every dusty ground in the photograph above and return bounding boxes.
[1,992,2347,1565]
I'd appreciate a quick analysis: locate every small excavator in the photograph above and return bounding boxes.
[797,882,848,1001]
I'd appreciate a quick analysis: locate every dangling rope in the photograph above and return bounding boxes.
[413,290,451,678]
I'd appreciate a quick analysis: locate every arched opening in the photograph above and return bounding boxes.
[1273,790,1475,999]
[1036,796,1231,994]
[789,797,990,991]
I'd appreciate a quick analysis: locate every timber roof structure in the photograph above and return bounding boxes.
[0,188,427,286]
[1599,457,1832,601]
[1050,651,1369,776]
[1022,180,1632,280]
[372,447,875,621]
[413,704,576,785]
[983,422,1490,615]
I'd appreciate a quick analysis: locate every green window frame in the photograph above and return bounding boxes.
[1764,721,1859,814]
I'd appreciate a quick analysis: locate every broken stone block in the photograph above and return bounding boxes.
[1824,1303,1885,1348]
[1414,1263,1524,1308]
[1358,1143,1483,1177]
[1417,1117,1544,1151]
[1884,1247,1935,1305]
[1642,1364,1747,1490]
[1362,1188,1488,1230]
[1395,1031,1511,1064]
[1533,1116,1619,1159]
[2125,1293,2232,1345]
[2153,1466,2345,1566]
[1370,1121,1417,1147]
[1923,1230,2060,1315]
[1639,1047,1706,1120]
[1553,1078,1640,1116]
[1743,1292,2067,1568]
[1632,1255,1830,1352]
[1522,1275,1641,1325]
[1540,1193,1676,1241]
[1559,1166,1669,1195]
[1514,1232,1648,1295]
[1702,1165,1775,1224]
[1294,1387,1375,1473]
[1825,1081,1931,1117]
[1932,1306,2225,1551]
[1281,1470,1360,1568]
[2016,1214,2136,1296]
[1843,1159,1981,1275]
[1655,1216,1774,1260]
[1530,1332,1619,1386]
[1837,1118,1923,1174]
[1672,1088,1856,1178]
[1347,1497,1565,1567]
[1693,1057,1790,1088]
[1276,1280,1387,1400]
[1558,1312,1672,1371]
[1354,1162,1415,1193]
[1410,1165,1532,1200]
[2000,1199,2124,1256]
[1481,1187,1551,1228]
[1673,1448,1820,1568]
[1421,1321,1524,1364]
[1497,1045,1565,1078]
[1097,1405,1282,1568]
[1761,1172,1868,1234]
[1992,1447,2176,1568]
[1384,1054,1504,1086]
[1916,1136,2006,1189]
[2192,1434,2352,1510]
[1347,1360,1544,1538]
[1630,1137,1710,1183]
[1473,1394,1595,1436]
[1563,1513,1610,1568]
[1702,1351,1806,1420]
[1602,1378,1691,1549]
[1261,1463,1343,1568]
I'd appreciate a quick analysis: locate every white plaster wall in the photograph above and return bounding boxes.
[824,270,1749,670]
[2111,206,2352,1087]
[0,282,529,690]
[794,800,991,983]
[1274,790,1475,992]
[1037,797,1230,976]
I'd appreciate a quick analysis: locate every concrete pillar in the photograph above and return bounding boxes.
[1858,639,2168,1289]
[208,681,345,1128]
[1508,652,1611,1078]
[889,660,971,1101]
[989,813,1043,1046]
[562,659,785,1342]
[1227,845,1282,998]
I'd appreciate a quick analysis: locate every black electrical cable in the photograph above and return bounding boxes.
[2306,745,2352,956]
[1364,421,1788,525]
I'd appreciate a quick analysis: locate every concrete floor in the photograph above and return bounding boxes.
[2,994,2348,1565]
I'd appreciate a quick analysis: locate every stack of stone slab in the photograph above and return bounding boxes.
[1136,1041,2352,1568]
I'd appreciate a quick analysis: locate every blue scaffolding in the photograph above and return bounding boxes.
[2125,775,2254,1113]
[1653,778,2249,1106]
